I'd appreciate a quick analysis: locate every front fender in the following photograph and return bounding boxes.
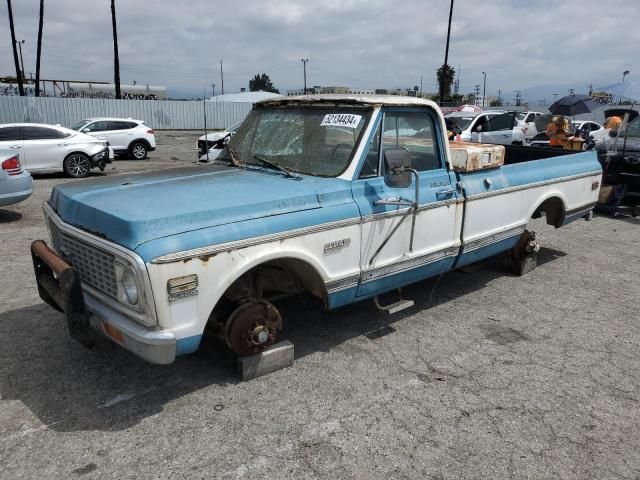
[146,243,334,339]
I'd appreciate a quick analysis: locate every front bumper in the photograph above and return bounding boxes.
[31,240,177,364]
[91,147,113,166]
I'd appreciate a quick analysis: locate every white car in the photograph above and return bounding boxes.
[0,123,112,178]
[445,111,526,145]
[197,119,243,158]
[0,149,32,207]
[515,111,544,140]
[72,117,156,160]
[572,120,606,142]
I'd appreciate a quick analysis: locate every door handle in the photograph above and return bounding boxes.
[374,196,401,205]
[436,187,455,198]
[9,145,21,149]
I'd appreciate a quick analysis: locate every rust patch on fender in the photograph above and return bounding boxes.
[199,252,217,263]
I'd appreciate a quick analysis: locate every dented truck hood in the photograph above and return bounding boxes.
[49,165,357,260]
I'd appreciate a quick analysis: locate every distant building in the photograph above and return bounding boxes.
[473,95,497,107]
[286,86,321,96]
[348,88,375,95]
[320,86,350,94]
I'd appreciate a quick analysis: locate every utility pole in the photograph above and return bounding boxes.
[482,71,486,107]
[35,0,44,97]
[515,90,522,107]
[419,75,423,97]
[301,58,308,94]
[497,89,502,106]
[16,39,25,78]
[568,88,575,96]
[6,0,24,96]
[110,0,121,99]
[220,60,224,95]
[211,83,215,97]
[440,0,455,104]
[552,93,559,103]
[474,84,480,105]
[588,83,593,96]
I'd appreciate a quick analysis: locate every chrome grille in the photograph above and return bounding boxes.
[48,219,118,298]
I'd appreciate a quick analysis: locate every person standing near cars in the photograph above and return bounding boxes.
[546,116,569,147]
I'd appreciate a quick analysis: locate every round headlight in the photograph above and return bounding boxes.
[121,269,139,304]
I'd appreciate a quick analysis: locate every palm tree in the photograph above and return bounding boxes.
[110,0,121,98]
[35,0,44,97]
[437,64,456,102]
[6,0,24,96]
[440,0,455,103]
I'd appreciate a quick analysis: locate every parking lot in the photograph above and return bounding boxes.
[1,130,639,479]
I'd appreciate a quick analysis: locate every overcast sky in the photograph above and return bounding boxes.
[1,0,638,99]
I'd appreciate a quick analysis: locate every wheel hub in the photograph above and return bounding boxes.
[224,301,282,356]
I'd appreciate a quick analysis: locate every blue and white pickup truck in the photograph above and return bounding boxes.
[31,95,602,364]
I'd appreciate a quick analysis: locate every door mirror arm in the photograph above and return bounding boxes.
[371,154,421,266]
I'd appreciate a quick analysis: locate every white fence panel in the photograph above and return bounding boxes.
[0,96,253,130]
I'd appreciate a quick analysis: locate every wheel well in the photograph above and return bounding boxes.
[64,151,90,160]
[128,138,151,150]
[221,257,328,306]
[531,196,565,227]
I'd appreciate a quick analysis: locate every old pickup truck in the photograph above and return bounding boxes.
[31,95,602,364]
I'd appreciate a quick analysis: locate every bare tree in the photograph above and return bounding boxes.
[110,0,121,98]
[35,0,44,96]
[6,0,24,96]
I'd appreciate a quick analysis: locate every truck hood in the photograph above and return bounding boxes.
[49,165,345,253]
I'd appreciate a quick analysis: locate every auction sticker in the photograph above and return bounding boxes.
[321,114,362,129]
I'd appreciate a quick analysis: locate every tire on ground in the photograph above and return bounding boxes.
[129,141,148,160]
[63,153,91,178]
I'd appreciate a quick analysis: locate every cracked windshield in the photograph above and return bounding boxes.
[219,106,371,176]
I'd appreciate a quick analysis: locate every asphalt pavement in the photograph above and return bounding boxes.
[1,131,639,479]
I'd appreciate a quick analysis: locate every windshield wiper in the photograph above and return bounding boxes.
[252,154,300,179]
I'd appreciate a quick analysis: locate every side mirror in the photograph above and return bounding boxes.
[384,148,412,188]
[82,128,90,133]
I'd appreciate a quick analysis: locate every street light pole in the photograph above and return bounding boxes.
[482,71,486,107]
[301,58,308,94]
[16,40,25,78]
[623,70,630,83]
[220,61,224,95]
[211,83,215,97]
[440,0,455,104]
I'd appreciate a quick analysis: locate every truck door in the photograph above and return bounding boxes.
[352,108,460,299]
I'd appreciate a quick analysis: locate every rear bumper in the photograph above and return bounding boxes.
[31,240,177,364]
[0,171,33,207]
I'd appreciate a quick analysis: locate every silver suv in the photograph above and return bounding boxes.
[72,117,156,160]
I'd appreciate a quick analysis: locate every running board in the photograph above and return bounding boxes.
[374,290,415,314]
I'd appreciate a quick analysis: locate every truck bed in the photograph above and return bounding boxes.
[502,144,577,165]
